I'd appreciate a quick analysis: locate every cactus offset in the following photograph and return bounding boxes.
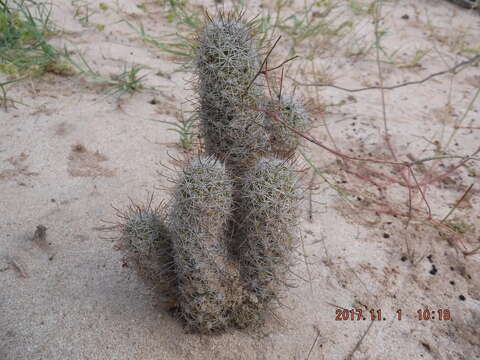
[265,95,309,158]
[117,198,177,308]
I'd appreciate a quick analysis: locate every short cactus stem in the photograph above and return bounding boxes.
[169,156,243,333]
[234,157,302,325]
[194,15,267,166]
[265,95,310,158]
[116,197,177,308]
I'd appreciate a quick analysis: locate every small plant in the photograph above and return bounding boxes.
[0,76,23,109]
[398,49,431,69]
[106,65,147,97]
[0,0,74,76]
[156,0,200,28]
[61,49,148,98]
[0,0,74,108]
[157,111,197,151]
[71,0,98,26]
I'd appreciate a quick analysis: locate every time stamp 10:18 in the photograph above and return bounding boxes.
[335,309,451,321]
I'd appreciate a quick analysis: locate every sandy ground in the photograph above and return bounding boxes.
[1,0,480,359]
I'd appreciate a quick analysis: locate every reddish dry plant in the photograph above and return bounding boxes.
[252,43,479,256]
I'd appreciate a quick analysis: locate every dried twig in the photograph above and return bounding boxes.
[244,36,282,95]
[290,55,480,92]
[8,255,28,278]
[441,183,474,223]
[305,330,320,360]
[345,320,374,360]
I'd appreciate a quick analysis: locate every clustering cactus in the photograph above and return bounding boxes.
[116,12,307,333]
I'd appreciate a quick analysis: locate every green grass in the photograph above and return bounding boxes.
[0,0,149,107]
[155,0,200,28]
[62,48,149,98]
[154,111,197,151]
[71,0,98,26]
[0,0,74,107]
[124,19,192,58]
[0,76,24,109]
[106,65,147,97]
[0,0,70,76]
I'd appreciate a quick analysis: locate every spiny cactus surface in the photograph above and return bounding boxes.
[116,13,308,333]
[234,157,302,326]
[117,199,177,308]
[194,15,267,165]
[169,155,243,333]
[265,95,309,158]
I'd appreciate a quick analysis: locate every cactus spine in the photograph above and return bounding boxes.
[117,199,177,308]
[234,157,301,326]
[194,15,267,166]
[169,156,243,333]
[117,13,306,333]
[265,95,310,158]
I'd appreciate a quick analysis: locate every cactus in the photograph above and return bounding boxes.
[265,95,309,158]
[116,13,307,333]
[116,198,177,308]
[194,14,267,166]
[233,157,302,326]
[169,155,243,333]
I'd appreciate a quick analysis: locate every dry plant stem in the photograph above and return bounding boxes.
[406,169,413,226]
[345,320,374,360]
[256,104,478,254]
[245,36,298,97]
[344,168,385,190]
[254,107,401,165]
[463,245,480,256]
[244,36,282,96]
[373,0,411,196]
[440,183,474,223]
[419,147,480,187]
[455,126,480,130]
[305,331,320,360]
[421,87,480,191]
[291,54,480,92]
[444,87,480,152]
[265,59,273,99]
[373,1,395,161]
[407,166,432,219]
[255,105,480,188]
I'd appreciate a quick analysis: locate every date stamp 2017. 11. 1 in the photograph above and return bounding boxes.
[335,309,452,321]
